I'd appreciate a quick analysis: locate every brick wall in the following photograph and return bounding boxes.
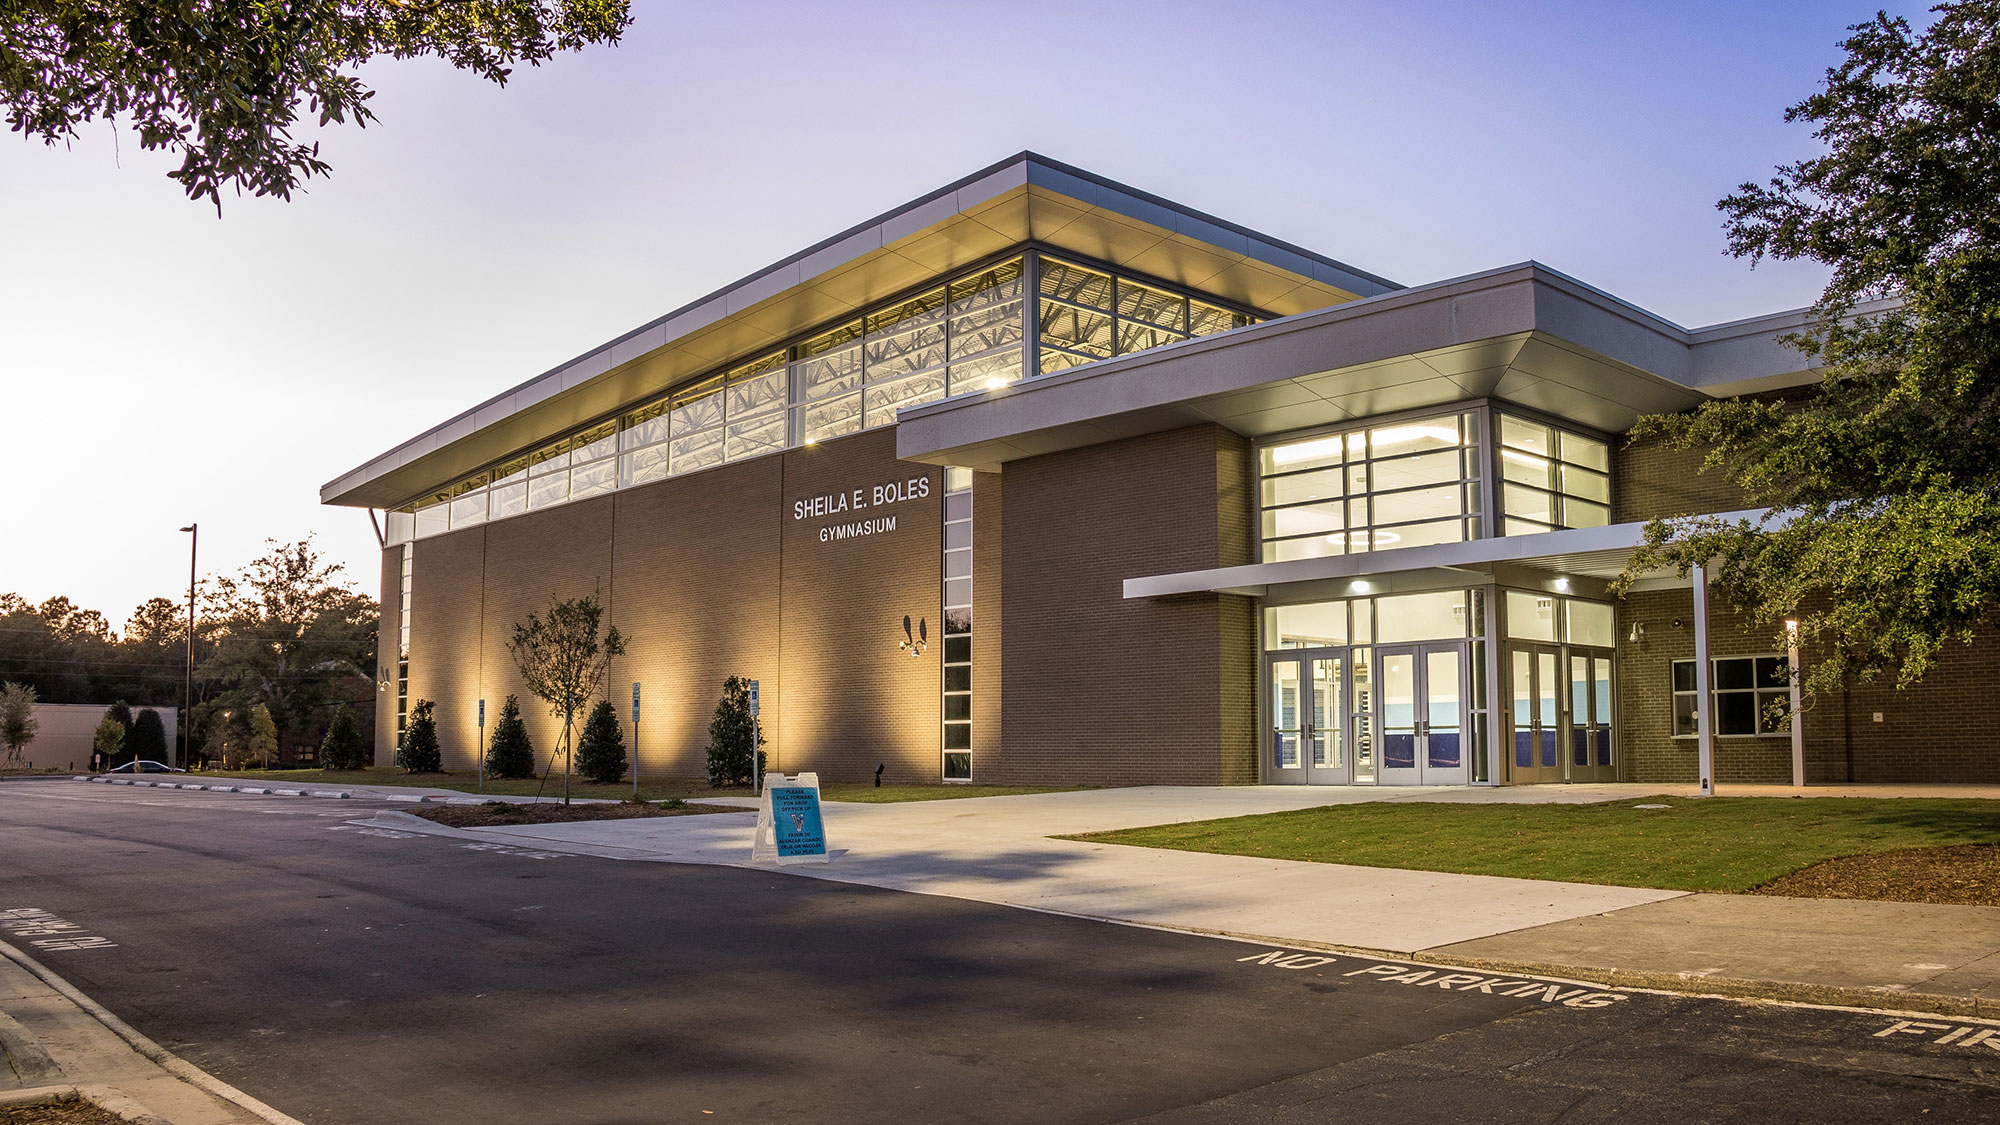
[404,527,488,769]
[609,456,782,780]
[396,428,940,786]
[775,428,941,784]
[375,547,401,765]
[1613,433,1752,523]
[1618,589,2000,784]
[1215,431,1258,784]
[1804,624,2000,784]
[971,470,1003,782]
[996,423,1252,786]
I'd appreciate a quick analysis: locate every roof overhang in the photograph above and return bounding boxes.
[320,153,1396,510]
[1121,510,1774,601]
[895,265,1826,471]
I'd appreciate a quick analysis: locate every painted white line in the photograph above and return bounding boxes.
[0,937,306,1125]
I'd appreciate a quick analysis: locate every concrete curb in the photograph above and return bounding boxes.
[1404,950,2000,1021]
[0,1083,177,1125]
[0,938,306,1125]
[0,1006,63,1085]
[69,777,357,799]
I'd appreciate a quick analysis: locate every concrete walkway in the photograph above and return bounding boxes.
[345,781,2000,1017]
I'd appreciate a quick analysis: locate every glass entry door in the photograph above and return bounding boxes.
[1509,645,1563,783]
[1374,643,1468,786]
[1267,651,1345,784]
[1569,650,1616,782]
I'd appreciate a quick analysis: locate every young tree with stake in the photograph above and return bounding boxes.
[507,592,626,804]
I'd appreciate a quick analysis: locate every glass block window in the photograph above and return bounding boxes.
[1498,415,1611,535]
[1673,655,1791,736]
[1037,257,1256,376]
[1258,413,1484,562]
[941,467,974,781]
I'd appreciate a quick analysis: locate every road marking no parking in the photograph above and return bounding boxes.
[1234,949,1627,1008]
[0,907,117,952]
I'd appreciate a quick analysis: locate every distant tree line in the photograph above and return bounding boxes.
[0,538,378,766]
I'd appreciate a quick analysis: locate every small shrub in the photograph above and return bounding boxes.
[397,699,442,773]
[320,705,368,770]
[705,676,766,788]
[128,709,168,763]
[485,695,535,779]
[661,797,688,810]
[575,699,627,784]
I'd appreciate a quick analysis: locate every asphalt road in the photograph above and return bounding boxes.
[1,780,1997,1124]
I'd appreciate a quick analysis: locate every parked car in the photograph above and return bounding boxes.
[108,761,186,774]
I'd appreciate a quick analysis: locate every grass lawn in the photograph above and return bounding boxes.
[1066,797,2000,893]
[196,767,1084,805]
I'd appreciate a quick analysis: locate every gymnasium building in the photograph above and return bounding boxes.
[321,154,1998,787]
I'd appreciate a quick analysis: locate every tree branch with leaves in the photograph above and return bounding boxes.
[1,0,632,208]
[1620,1,2000,696]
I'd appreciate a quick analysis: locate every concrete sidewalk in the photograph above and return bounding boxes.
[362,782,2000,1018]
[0,937,298,1124]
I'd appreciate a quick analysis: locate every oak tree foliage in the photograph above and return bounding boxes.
[1,1,633,207]
[1620,2,2000,694]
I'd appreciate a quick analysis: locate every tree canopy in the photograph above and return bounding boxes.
[2,1,631,207]
[202,537,377,757]
[1621,1,2000,695]
[0,536,376,764]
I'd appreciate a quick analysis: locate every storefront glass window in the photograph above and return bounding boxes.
[1258,413,1483,562]
[1498,415,1611,534]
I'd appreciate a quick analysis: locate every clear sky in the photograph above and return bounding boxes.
[0,0,1922,624]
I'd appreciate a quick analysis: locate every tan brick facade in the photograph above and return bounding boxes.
[993,424,1257,786]
[382,408,1999,789]
[390,428,944,784]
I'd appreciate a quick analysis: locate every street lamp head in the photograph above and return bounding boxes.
[179,524,195,533]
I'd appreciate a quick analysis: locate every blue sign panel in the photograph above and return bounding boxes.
[769,785,826,858]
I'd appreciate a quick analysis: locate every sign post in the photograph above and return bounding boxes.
[752,771,827,865]
[747,679,761,795]
[630,682,641,802]
[477,698,486,791]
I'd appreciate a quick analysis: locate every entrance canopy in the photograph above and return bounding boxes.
[1121,511,1771,603]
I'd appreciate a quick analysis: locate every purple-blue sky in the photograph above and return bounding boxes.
[0,0,1924,622]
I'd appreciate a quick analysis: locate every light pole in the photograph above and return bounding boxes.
[178,524,197,770]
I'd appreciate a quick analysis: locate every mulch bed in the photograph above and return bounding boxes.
[1752,844,2000,906]
[410,801,750,829]
[0,1098,131,1125]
